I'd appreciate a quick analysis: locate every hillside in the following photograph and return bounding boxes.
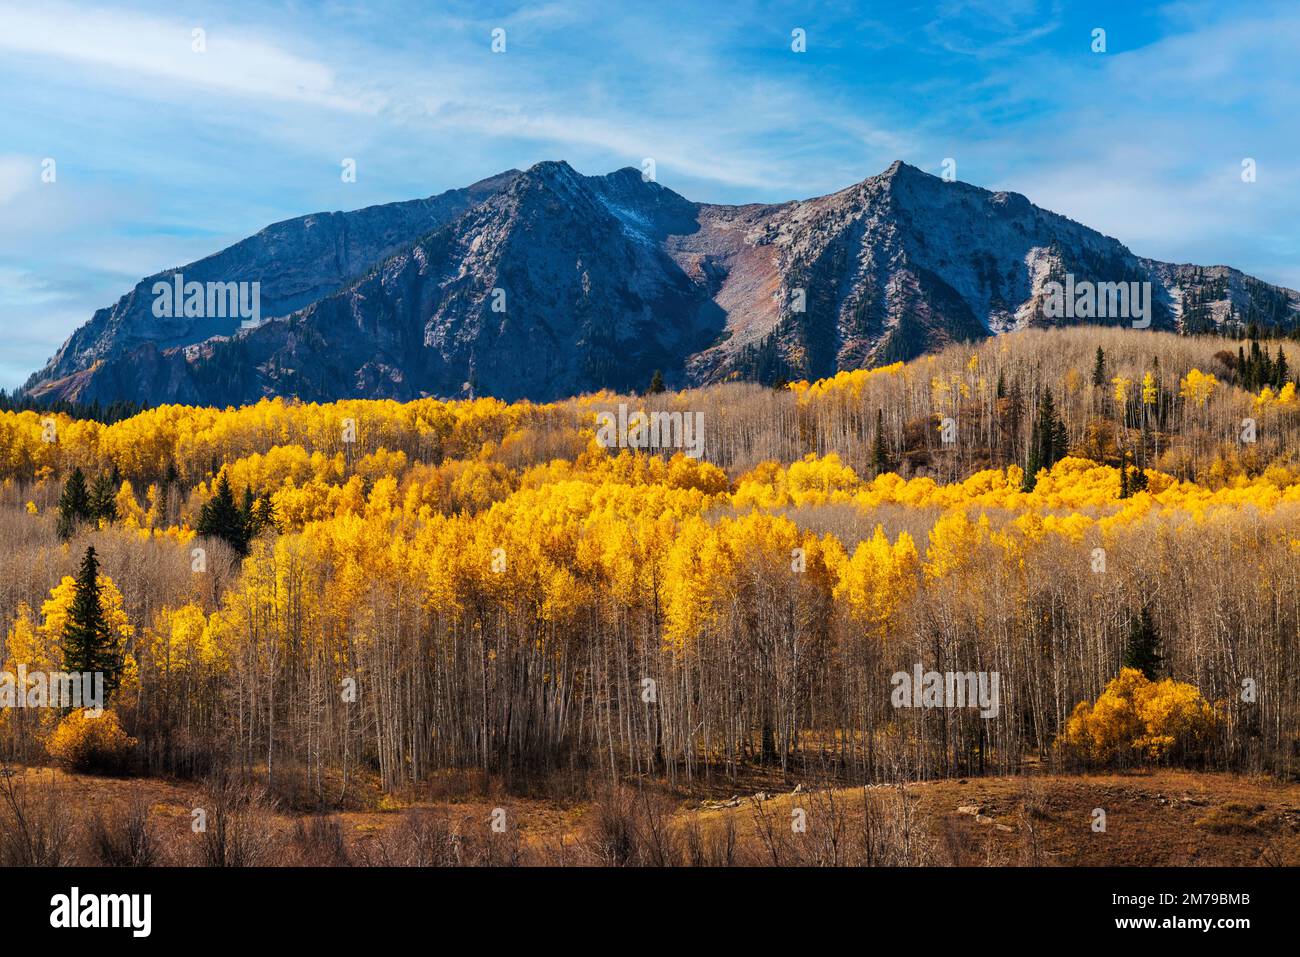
[4,327,1300,795]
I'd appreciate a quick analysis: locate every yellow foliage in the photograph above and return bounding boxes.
[1256,381,1297,407]
[45,708,137,773]
[1141,371,1157,406]
[833,526,919,637]
[787,363,904,403]
[1178,368,1218,408]
[1059,668,1219,762]
[924,510,990,580]
[143,603,220,672]
[115,480,145,528]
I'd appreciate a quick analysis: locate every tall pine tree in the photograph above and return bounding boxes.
[197,472,250,556]
[89,473,118,524]
[1022,388,1067,491]
[62,546,122,702]
[1023,415,1042,492]
[1091,346,1107,387]
[56,467,93,540]
[250,491,278,538]
[1123,606,1162,680]
[871,408,891,475]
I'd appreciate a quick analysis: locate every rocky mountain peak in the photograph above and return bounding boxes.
[23,161,1300,406]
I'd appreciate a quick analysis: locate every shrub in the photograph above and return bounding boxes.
[45,708,136,774]
[91,799,158,865]
[0,776,74,865]
[583,787,680,866]
[1058,667,1219,765]
[291,816,350,866]
[195,774,278,867]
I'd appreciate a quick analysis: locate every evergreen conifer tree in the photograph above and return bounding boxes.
[197,473,250,556]
[62,545,122,701]
[1123,606,1162,680]
[56,467,92,540]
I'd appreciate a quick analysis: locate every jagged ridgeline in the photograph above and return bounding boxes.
[22,162,1300,408]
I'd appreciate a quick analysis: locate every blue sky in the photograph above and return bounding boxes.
[2,0,1297,390]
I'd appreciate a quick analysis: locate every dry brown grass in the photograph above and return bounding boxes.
[8,764,1297,866]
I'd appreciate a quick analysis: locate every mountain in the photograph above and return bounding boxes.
[22,169,520,401]
[23,161,1300,405]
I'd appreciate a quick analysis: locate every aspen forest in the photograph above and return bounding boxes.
[3,326,1300,867]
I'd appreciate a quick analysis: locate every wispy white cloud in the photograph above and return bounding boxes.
[0,1,378,112]
[0,155,40,205]
[924,0,1065,57]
